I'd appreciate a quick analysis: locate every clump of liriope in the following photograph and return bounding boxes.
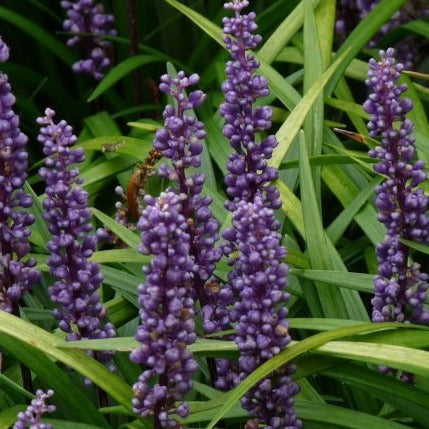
[13,390,55,429]
[37,108,116,368]
[61,0,116,80]
[364,48,429,330]
[219,1,301,428]
[0,36,40,313]
[336,0,427,69]
[130,72,221,428]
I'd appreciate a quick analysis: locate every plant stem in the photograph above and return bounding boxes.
[127,0,143,105]
[97,386,109,409]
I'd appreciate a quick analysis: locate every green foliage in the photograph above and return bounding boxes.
[1,0,429,428]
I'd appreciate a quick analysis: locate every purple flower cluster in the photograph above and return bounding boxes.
[61,0,116,80]
[219,2,301,427]
[336,0,426,69]
[153,72,222,305]
[131,72,222,427]
[364,48,429,325]
[130,192,198,427]
[13,389,55,429]
[0,36,40,313]
[154,72,235,394]
[223,196,301,428]
[38,108,116,364]
[221,0,280,211]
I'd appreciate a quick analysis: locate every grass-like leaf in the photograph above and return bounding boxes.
[88,55,161,101]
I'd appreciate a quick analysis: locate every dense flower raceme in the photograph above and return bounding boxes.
[130,192,198,428]
[38,108,116,365]
[336,0,427,69]
[61,0,116,80]
[220,2,301,428]
[223,197,301,429]
[153,72,222,290]
[131,72,222,427]
[364,48,429,326]
[0,36,40,313]
[221,0,281,211]
[13,390,55,429]
[156,72,235,387]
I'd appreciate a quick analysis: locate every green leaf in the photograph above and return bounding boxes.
[105,296,137,327]
[88,55,161,101]
[0,7,74,65]
[259,61,301,110]
[270,49,350,168]
[280,154,375,170]
[127,121,160,132]
[333,77,369,134]
[314,0,336,69]
[326,176,382,245]
[295,400,410,429]
[0,312,133,413]
[0,405,25,429]
[299,130,327,316]
[327,0,407,95]
[290,269,374,294]
[315,340,429,377]
[298,130,367,322]
[92,249,149,265]
[321,130,386,245]
[81,156,137,187]
[59,337,236,358]
[323,363,429,426]
[188,399,412,428]
[402,239,429,255]
[303,0,324,153]
[0,372,33,402]
[163,0,223,45]
[289,318,363,331]
[277,180,305,237]
[79,136,153,160]
[258,0,320,64]
[24,182,50,250]
[60,336,139,352]
[400,74,429,165]
[403,19,429,39]
[0,334,109,427]
[101,265,139,305]
[303,0,325,202]
[325,97,370,120]
[91,207,141,249]
[203,323,424,428]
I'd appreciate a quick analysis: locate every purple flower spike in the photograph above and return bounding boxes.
[0,37,40,313]
[61,0,116,80]
[220,3,301,426]
[131,72,223,425]
[130,192,198,427]
[364,48,429,326]
[13,389,55,429]
[223,196,301,429]
[154,71,222,304]
[155,72,235,394]
[38,108,116,365]
[221,0,280,210]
